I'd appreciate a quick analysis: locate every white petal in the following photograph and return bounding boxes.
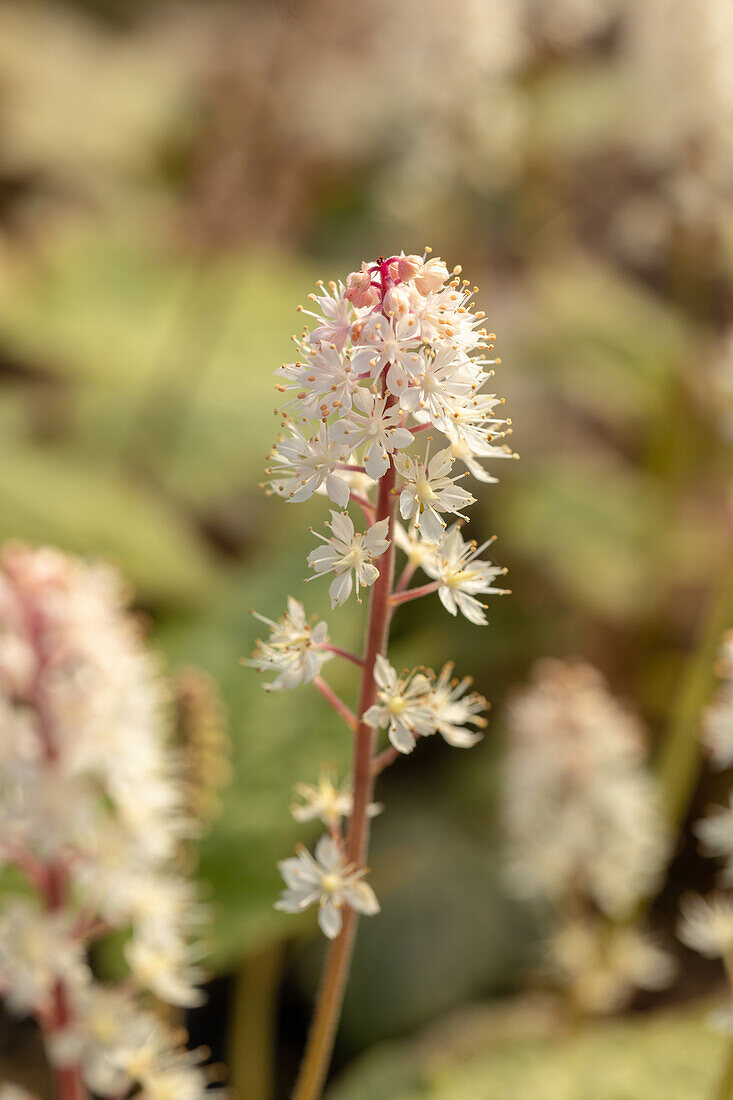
[329,510,354,543]
[455,592,488,626]
[386,361,409,395]
[345,881,380,916]
[438,587,458,616]
[318,900,343,939]
[399,491,415,521]
[326,474,350,509]
[315,834,342,869]
[440,726,482,748]
[366,518,390,546]
[362,704,384,728]
[389,427,414,450]
[353,387,373,414]
[358,563,379,587]
[373,654,394,689]
[419,509,447,542]
[428,447,453,479]
[365,444,390,481]
[329,571,353,607]
[389,723,416,754]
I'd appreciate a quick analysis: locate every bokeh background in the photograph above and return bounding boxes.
[0,1,732,1097]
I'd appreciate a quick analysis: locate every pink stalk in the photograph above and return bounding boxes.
[320,644,364,668]
[389,580,440,607]
[20,595,89,1100]
[371,745,400,777]
[292,258,400,1100]
[312,676,358,731]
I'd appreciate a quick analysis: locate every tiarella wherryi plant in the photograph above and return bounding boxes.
[245,251,514,1098]
[0,544,226,1100]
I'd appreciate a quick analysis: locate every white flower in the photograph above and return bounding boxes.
[393,523,440,571]
[139,1064,214,1100]
[678,893,733,959]
[331,389,413,480]
[300,280,355,350]
[501,660,671,920]
[245,597,330,691]
[276,834,379,939]
[363,655,435,754]
[549,919,674,1015]
[0,901,89,1014]
[428,663,488,747]
[394,444,475,542]
[423,525,507,625]
[266,422,350,507]
[275,343,374,419]
[398,345,478,423]
[307,512,390,607]
[125,935,206,1008]
[409,257,448,294]
[352,313,422,389]
[71,985,145,1096]
[290,769,382,828]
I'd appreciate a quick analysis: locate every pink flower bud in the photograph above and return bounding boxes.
[396,255,422,282]
[382,284,411,318]
[345,264,379,308]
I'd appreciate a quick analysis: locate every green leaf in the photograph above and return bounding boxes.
[0,443,216,606]
[328,1005,725,1100]
[502,458,665,622]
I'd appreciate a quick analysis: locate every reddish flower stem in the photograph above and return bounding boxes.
[292,258,399,1100]
[389,580,440,606]
[18,591,89,1100]
[320,644,364,668]
[370,745,400,777]
[293,458,397,1100]
[312,676,357,731]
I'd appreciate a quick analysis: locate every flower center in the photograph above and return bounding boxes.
[449,568,479,587]
[388,695,408,716]
[321,873,342,895]
[416,477,437,503]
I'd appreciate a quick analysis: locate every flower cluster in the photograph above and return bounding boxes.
[501,659,673,1013]
[246,252,512,945]
[678,632,733,1029]
[0,543,222,1099]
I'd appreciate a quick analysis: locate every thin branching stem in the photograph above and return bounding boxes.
[320,644,364,668]
[389,580,440,607]
[312,676,358,731]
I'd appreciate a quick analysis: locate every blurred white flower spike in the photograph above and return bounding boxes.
[0,543,223,1100]
[501,659,674,1016]
[246,250,513,1094]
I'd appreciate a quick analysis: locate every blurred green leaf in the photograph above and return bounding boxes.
[520,254,696,428]
[503,457,665,622]
[0,231,317,505]
[328,1005,724,1100]
[0,442,215,606]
